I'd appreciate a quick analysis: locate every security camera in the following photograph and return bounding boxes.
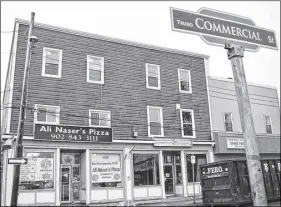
[30,36,38,42]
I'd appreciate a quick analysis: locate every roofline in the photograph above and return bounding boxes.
[208,76,278,90]
[15,18,209,59]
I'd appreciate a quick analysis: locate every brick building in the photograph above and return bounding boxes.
[1,19,214,206]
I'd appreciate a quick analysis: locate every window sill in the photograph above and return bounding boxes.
[19,188,55,192]
[182,135,196,139]
[89,125,111,128]
[179,90,192,94]
[42,74,61,79]
[87,80,104,84]
[147,86,161,90]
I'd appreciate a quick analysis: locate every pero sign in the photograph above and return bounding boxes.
[170,7,278,51]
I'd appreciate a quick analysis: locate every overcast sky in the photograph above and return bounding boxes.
[1,1,280,104]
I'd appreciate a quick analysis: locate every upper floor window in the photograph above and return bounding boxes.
[224,112,233,132]
[180,109,195,138]
[87,55,104,84]
[89,110,111,128]
[147,106,164,137]
[264,115,272,134]
[34,104,60,124]
[178,69,192,93]
[42,47,62,78]
[146,63,161,90]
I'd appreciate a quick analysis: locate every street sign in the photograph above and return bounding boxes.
[191,155,196,164]
[170,7,278,51]
[8,158,28,165]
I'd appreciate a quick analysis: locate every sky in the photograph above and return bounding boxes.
[1,1,280,105]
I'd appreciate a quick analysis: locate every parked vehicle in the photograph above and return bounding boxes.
[200,159,280,206]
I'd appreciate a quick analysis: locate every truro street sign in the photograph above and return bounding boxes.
[8,158,28,165]
[170,7,278,51]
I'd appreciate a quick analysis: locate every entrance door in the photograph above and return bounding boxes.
[60,153,81,203]
[164,165,174,194]
[61,166,71,202]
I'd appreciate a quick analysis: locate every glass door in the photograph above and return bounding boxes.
[72,165,81,202]
[61,166,71,202]
[60,153,81,203]
[164,165,174,194]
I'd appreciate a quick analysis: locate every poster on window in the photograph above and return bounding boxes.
[20,152,54,182]
[91,154,121,183]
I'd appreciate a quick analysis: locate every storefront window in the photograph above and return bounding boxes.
[19,152,54,190]
[133,154,160,186]
[186,154,206,182]
[91,153,122,188]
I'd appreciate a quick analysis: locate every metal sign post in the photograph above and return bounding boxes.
[191,155,196,204]
[224,43,267,206]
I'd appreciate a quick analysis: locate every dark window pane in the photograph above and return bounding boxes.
[133,154,159,186]
[150,122,161,135]
[225,123,233,132]
[45,63,59,76]
[182,111,192,123]
[89,70,101,82]
[37,109,47,122]
[181,81,189,91]
[266,125,272,134]
[183,124,193,136]
[176,165,182,184]
[148,77,158,88]
[91,113,99,125]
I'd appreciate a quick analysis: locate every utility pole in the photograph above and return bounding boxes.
[224,43,267,206]
[10,12,36,206]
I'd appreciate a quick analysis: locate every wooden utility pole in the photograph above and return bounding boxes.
[10,12,36,206]
[225,43,268,206]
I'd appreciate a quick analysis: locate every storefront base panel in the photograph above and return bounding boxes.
[91,188,124,202]
[133,186,162,200]
[17,191,55,206]
[175,184,184,195]
[186,182,202,195]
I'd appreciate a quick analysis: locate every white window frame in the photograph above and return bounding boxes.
[87,55,104,84]
[89,109,111,128]
[178,69,192,93]
[146,63,161,90]
[42,47,62,78]
[224,112,234,132]
[147,106,164,137]
[264,115,273,134]
[34,104,60,125]
[180,109,196,138]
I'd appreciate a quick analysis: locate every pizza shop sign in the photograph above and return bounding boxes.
[34,124,112,142]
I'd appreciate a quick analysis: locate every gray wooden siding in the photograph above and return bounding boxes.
[10,23,211,141]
